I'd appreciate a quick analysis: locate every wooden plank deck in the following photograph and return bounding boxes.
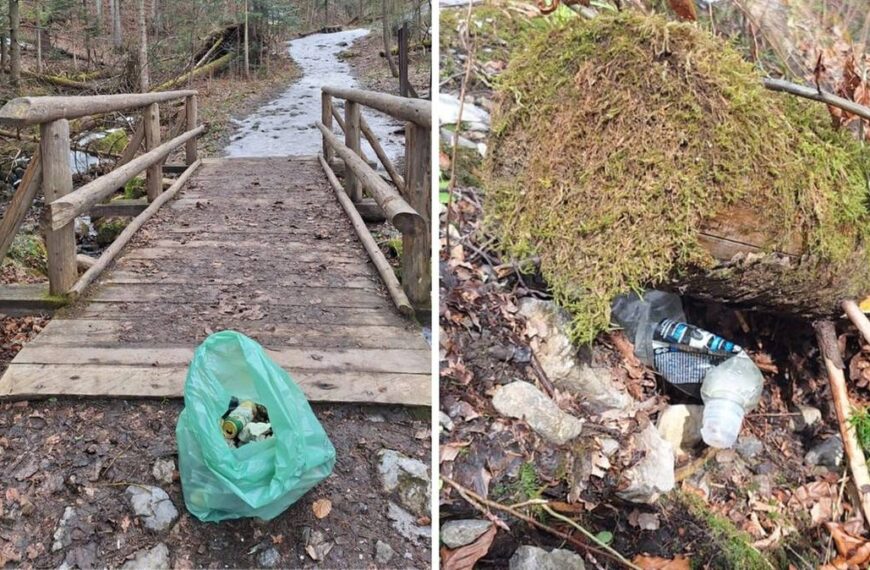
[0,157,431,406]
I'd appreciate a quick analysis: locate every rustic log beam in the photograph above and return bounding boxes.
[401,122,431,310]
[184,95,198,164]
[40,120,78,296]
[321,85,431,128]
[322,92,334,163]
[76,254,96,272]
[816,320,870,528]
[143,103,162,201]
[0,152,41,262]
[0,90,197,128]
[344,100,362,202]
[318,155,413,317]
[763,78,870,122]
[69,160,202,298]
[330,105,404,192]
[48,125,205,230]
[316,121,423,236]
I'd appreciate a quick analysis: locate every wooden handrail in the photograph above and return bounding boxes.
[316,120,423,236]
[0,90,197,127]
[330,105,405,192]
[321,86,431,128]
[48,125,205,230]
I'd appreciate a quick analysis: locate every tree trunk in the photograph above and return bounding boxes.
[0,32,7,72]
[243,0,250,80]
[137,0,148,90]
[9,0,20,89]
[381,0,398,78]
[323,0,328,26]
[95,0,102,31]
[111,0,122,48]
[35,1,42,74]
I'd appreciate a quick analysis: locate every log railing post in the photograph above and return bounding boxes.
[344,100,362,203]
[184,94,198,164]
[143,102,161,201]
[401,121,431,310]
[321,91,334,163]
[40,119,77,295]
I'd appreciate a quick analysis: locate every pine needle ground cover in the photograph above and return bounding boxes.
[484,12,870,344]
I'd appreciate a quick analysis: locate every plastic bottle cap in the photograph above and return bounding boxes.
[701,398,745,449]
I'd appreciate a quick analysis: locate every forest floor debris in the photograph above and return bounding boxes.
[439,6,870,567]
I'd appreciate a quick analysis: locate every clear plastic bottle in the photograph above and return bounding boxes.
[611,290,685,365]
[700,352,764,448]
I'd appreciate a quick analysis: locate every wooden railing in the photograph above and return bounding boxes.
[317,86,431,314]
[0,90,203,298]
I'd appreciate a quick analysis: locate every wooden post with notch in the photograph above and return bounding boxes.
[344,100,362,203]
[321,91,334,163]
[185,94,198,164]
[143,102,161,201]
[402,121,430,310]
[40,119,77,295]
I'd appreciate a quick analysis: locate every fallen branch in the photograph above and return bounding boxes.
[763,78,870,123]
[815,320,870,527]
[21,69,92,90]
[441,476,639,568]
[843,300,870,346]
[153,52,234,92]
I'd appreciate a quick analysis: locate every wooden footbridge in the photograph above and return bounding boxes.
[0,87,431,406]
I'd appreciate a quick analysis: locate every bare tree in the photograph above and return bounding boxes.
[95,0,102,30]
[137,0,148,90]
[111,0,122,48]
[35,0,42,74]
[243,0,250,80]
[381,0,398,78]
[9,0,19,89]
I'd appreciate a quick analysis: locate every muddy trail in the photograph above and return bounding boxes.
[439,3,870,569]
[224,28,406,162]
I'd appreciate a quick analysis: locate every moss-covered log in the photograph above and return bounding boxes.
[485,13,870,343]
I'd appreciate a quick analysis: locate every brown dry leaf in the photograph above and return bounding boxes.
[633,554,691,569]
[312,498,332,519]
[667,0,696,21]
[441,525,497,570]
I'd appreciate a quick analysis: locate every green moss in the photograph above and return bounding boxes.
[123,177,146,200]
[849,406,870,455]
[6,233,47,274]
[95,130,128,154]
[485,12,870,343]
[677,491,773,569]
[95,218,129,247]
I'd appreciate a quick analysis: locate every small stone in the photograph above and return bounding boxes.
[374,540,395,565]
[509,545,586,570]
[125,485,178,532]
[387,502,431,542]
[518,299,632,411]
[439,412,454,432]
[656,405,704,458]
[805,435,844,469]
[377,450,430,518]
[492,380,584,445]
[257,547,281,569]
[599,438,620,457]
[52,507,77,552]
[152,459,175,486]
[791,405,823,432]
[736,436,764,460]
[121,543,170,570]
[616,424,675,504]
[440,519,492,548]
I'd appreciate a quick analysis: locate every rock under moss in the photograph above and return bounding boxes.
[95,217,129,247]
[485,12,870,343]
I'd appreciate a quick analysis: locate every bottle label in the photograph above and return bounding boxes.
[651,320,741,386]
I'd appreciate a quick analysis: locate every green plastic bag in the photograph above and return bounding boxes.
[176,331,336,522]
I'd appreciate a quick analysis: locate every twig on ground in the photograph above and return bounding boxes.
[441,476,640,568]
[764,78,870,122]
[815,320,870,528]
[843,300,870,345]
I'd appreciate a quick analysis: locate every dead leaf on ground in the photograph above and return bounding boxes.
[633,554,691,570]
[312,498,332,519]
[441,524,497,570]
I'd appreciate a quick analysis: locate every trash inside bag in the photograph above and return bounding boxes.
[176,331,336,522]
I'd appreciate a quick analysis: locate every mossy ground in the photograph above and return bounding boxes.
[6,233,47,275]
[484,12,870,343]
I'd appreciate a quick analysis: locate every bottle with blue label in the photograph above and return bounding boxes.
[611,290,764,448]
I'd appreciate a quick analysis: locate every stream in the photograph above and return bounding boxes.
[223,28,406,162]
